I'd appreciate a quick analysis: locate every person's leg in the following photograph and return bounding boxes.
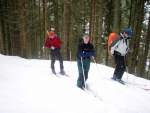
[114,55,124,79]
[116,56,126,79]
[77,59,84,89]
[84,58,90,81]
[55,51,64,74]
[77,73,84,89]
[114,56,126,84]
[112,55,119,80]
[50,51,56,74]
[112,66,119,80]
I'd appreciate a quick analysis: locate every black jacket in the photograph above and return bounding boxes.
[77,41,95,59]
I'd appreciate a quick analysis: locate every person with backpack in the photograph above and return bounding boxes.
[109,28,132,84]
[45,31,65,75]
[77,33,95,89]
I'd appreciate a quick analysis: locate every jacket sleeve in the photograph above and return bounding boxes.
[78,52,95,57]
[45,38,50,48]
[78,43,95,57]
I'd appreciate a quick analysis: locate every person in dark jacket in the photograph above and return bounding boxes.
[77,33,95,89]
[110,28,132,84]
[45,31,65,75]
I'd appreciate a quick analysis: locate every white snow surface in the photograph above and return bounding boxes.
[0,54,150,113]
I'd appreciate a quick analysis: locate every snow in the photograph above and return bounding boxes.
[0,54,150,113]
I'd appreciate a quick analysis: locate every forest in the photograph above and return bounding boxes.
[0,0,150,79]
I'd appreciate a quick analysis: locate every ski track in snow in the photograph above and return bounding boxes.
[0,54,150,113]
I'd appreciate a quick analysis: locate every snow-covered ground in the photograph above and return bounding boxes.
[0,54,150,113]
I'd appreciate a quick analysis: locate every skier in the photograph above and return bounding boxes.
[110,28,132,84]
[77,33,95,89]
[45,31,65,75]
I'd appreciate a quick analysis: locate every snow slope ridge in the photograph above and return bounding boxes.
[0,54,150,113]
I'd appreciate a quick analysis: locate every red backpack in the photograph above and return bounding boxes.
[108,33,118,54]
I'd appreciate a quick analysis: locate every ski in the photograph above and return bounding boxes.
[141,88,150,91]
[64,74,70,77]
[58,72,70,77]
[126,82,146,87]
[51,72,61,78]
[124,81,150,91]
[117,81,125,85]
[53,73,70,78]
[111,78,125,85]
[133,87,150,91]
[53,74,61,78]
[83,88,102,101]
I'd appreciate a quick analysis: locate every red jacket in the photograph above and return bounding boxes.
[45,36,61,49]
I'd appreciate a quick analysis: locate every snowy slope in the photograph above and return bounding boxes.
[0,54,150,113]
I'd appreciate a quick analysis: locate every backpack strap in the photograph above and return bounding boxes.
[110,35,122,48]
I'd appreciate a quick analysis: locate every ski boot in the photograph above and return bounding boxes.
[111,74,117,80]
[52,69,56,75]
[116,79,125,85]
[59,69,66,75]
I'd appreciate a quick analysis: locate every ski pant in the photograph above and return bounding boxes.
[113,55,126,79]
[50,50,64,70]
[77,58,90,88]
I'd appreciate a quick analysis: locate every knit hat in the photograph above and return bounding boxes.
[83,33,89,38]
[49,31,54,36]
[124,28,132,37]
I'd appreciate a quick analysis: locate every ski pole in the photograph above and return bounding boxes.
[92,56,101,73]
[125,56,129,87]
[69,48,71,64]
[92,56,106,87]
[126,66,129,87]
[81,57,86,89]
[133,56,138,83]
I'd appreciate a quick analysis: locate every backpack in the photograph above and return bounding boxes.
[108,33,118,54]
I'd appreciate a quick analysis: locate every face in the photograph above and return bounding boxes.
[123,32,130,39]
[49,35,54,39]
[83,36,90,44]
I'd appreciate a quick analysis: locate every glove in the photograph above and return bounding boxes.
[51,46,55,50]
[129,48,133,52]
[83,51,88,54]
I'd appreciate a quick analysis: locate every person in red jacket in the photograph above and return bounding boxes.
[45,31,65,75]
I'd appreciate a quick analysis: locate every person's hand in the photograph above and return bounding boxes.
[83,51,88,54]
[129,48,133,52]
[51,46,55,50]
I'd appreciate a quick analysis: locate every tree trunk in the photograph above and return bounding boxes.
[43,0,49,59]
[140,12,150,78]
[128,0,144,75]
[0,1,4,54]
[89,0,96,43]
[0,1,7,55]
[105,0,114,66]
[54,0,59,33]
[20,0,28,58]
[128,0,133,28]
[68,1,73,61]
[38,0,41,58]
[62,0,68,60]
[95,0,104,63]
[113,0,120,33]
